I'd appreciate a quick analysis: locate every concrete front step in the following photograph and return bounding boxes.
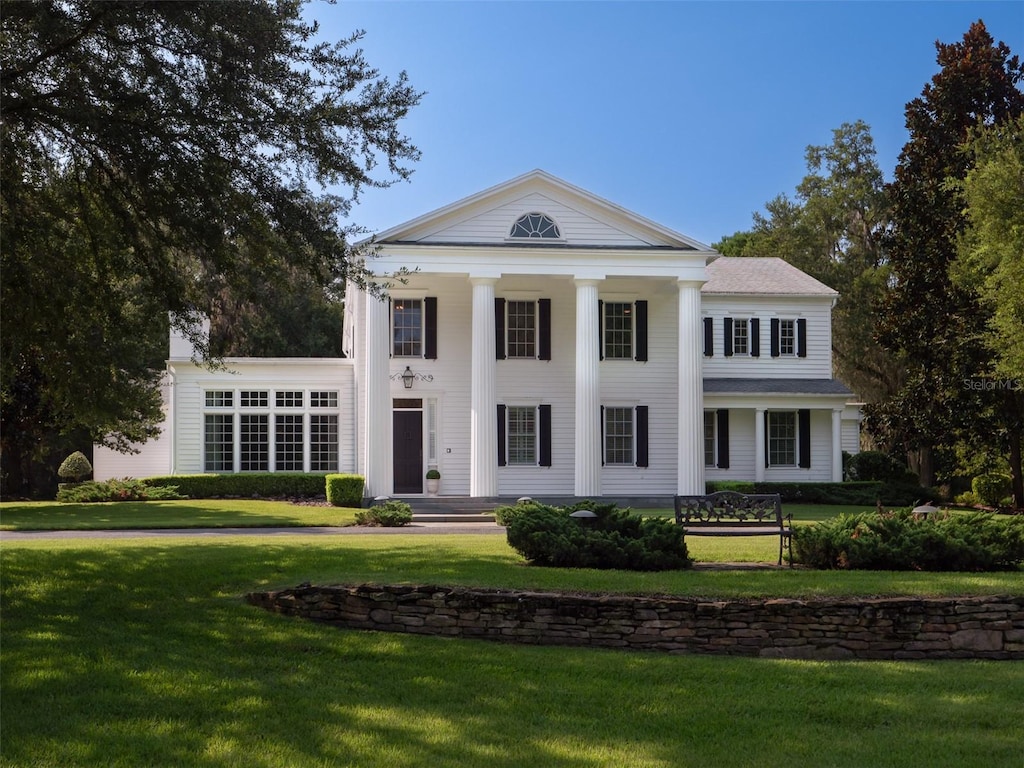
[412,514,498,524]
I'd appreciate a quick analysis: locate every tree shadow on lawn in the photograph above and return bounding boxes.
[3,543,1023,767]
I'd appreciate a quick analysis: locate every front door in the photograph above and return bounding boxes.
[393,409,423,494]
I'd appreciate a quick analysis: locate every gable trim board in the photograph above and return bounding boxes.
[94,171,860,494]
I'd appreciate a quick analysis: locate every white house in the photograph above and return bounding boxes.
[95,170,860,499]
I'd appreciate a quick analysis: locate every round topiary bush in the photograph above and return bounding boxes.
[972,472,1013,507]
[58,451,93,483]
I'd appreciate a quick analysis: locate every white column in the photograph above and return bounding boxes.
[832,408,844,482]
[470,278,498,497]
[754,407,766,482]
[364,290,391,497]
[574,279,601,497]
[677,280,705,495]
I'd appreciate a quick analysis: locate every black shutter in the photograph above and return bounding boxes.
[538,299,551,361]
[770,318,780,358]
[724,317,734,357]
[634,300,648,362]
[636,406,649,467]
[494,298,506,360]
[497,404,506,467]
[424,297,438,359]
[600,405,605,465]
[797,318,807,358]
[750,318,760,357]
[798,409,811,468]
[716,409,730,469]
[598,300,604,361]
[539,404,552,467]
[703,317,714,357]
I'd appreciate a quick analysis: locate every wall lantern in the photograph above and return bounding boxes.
[401,366,415,389]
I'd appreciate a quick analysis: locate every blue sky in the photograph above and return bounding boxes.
[310,1,1023,247]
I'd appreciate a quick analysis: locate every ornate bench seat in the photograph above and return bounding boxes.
[673,491,793,566]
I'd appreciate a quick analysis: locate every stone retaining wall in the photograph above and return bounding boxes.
[246,584,1024,660]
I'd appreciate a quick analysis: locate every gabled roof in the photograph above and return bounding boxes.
[368,169,713,251]
[702,257,838,296]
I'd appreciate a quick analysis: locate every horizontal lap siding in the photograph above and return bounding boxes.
[701,296,833,378]
[423,193,652,246]
[93,380,173,480]
[600,291,678,496]
[706,409,756,481]
[495,279,575,495]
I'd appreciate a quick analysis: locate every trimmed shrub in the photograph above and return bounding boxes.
[326,474,365,507]
[706,481,939,507]
[354,500,412,527]
[505,502,690,571]
[145,473,329,499]
[705,480,756,494]
[58,451,93,482]
[846,451,913,482]
[792,509,1024,571]
[57,478,183,503]
[972,473,1012,507]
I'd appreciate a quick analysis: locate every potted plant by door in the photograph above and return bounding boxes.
[425,469,441,496]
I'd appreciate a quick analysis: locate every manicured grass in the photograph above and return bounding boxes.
[2,537,1022,768]
[0,498,360,530]
[0,499,865,532]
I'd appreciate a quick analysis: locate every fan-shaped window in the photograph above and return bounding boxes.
[510,212,561,239]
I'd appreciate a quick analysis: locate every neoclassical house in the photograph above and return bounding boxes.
[95,170,861,498]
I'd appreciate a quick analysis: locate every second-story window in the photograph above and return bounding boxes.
[507,301,536,358]
[392,299,422,357]
[603,302,633,360]
[732,318,749,355]
[779,319,796,356]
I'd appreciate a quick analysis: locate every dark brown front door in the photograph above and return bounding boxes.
[393,410,423,493]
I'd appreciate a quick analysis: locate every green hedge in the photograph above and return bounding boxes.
[354,499,412,526]
[145,473,331,499]
[57,478,184,503]
[792,510,1024,571]
[504,501,690,571]
[705,480,938,506]
[326,474,365,507]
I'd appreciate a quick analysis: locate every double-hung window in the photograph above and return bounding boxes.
[770,318,807,358]
[724,317,760,357]
[602,405,649,467]
[495,298,551,361]
[600,300,648,362]
[497,404,552,467]
[392,299,422,357]
[732,318,749,355]
[703,411,717,468]
[767,411,796,467]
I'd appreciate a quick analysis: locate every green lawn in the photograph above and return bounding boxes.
[2,535,1022,768]
[0,499,860,532]
[0,498,361,530]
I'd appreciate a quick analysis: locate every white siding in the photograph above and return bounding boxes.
[421,193,656,247]
[701,296,834,379]
[93,379,173,480]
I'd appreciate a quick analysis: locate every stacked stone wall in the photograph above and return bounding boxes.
[246,584,1024,660]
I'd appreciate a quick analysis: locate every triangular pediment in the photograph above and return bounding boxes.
[371,170,709,251]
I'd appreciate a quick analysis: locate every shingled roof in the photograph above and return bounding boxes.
[702,257,838,296]
[704,378,853,396]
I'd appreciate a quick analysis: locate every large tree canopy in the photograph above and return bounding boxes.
[713,121,897,411]
[869,20,1024,488]
[0,0,422,495]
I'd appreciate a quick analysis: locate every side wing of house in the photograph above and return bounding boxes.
[700,257,859,483]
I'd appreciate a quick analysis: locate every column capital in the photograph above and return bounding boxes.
[573,276,603,287]
[469,275,499,286]
[676,278,706,291]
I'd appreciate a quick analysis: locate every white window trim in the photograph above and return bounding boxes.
[732,317,751,357]
[601,299,637,361]
[603,403,637,467]
[505,404,539,466]
[703,410,717,468]
[767,410,798,468]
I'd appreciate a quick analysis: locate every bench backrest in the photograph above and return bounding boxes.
[674,491,783,526]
